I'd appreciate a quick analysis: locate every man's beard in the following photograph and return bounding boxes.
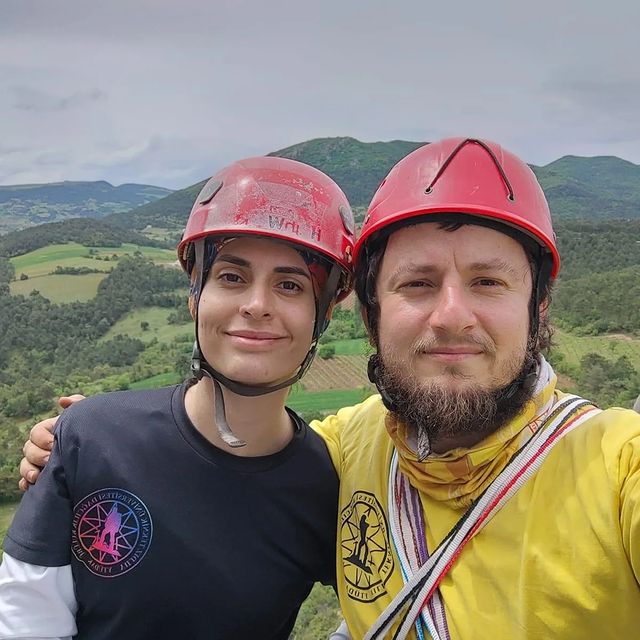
[371,339,539,459]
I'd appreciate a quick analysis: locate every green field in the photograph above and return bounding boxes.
[129,372,182,390]
[9,242,178,302]
[287,387,372,416]
[10,242,176,276]
[553,329,640,370]
[10,272,108,302]
[326,338,371,355]
[101,307,193,344]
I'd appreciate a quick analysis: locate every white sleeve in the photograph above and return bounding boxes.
[328,619,351,639]
[0,553,77,639]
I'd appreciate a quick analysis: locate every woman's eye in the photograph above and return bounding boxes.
[279,280,302,292]
[219,272,243,283]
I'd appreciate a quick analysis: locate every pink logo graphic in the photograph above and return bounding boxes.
[72,488,153,578]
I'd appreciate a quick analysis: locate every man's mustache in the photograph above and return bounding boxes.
[411,334,496,357]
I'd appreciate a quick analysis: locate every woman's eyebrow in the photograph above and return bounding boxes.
[215,255,310,279]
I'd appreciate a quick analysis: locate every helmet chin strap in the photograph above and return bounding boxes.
[190,238,342,448]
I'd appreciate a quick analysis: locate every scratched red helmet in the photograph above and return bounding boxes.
[178,156,354,301]
[354,137,559,278]
[177,156,356,421]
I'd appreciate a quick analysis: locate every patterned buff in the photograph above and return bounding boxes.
[385,357,557,509]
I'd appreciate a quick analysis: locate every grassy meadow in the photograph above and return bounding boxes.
[287,387,373,416]
[553,328,640,370]
[9,242,177,302]
[101,307,193,344]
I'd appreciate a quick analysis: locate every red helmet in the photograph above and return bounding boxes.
[178,156,354,300]
[178,157,355,431]
[354,137,560,278]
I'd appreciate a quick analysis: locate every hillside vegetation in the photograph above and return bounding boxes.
[93,138,640,234]
[0,217,169,259]
[0,181,171,234]
[0,138,640,502]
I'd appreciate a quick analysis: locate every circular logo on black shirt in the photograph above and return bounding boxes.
[72,488,153,578]
[340,491,394,602]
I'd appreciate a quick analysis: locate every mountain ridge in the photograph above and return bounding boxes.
[3,137,640,244]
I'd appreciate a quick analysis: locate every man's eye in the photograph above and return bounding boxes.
[402,280,430,288]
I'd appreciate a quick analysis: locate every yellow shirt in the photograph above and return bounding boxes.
[312,385,640,639]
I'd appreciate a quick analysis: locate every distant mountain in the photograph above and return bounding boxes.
[268,137,425,208]
[8,138,640,241]
[533,156,640,220]
[104,180,205,231]
[106,138,640,232]
[106,138,425,232]
[0,180,173,234]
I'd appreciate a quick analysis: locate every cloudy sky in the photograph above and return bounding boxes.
[2,0,639,189]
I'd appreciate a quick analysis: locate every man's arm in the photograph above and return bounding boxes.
[18,395,84,491]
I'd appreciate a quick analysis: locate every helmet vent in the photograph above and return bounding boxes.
[197,178,223,205]
[424,138,515,202]
[339,205,355,235]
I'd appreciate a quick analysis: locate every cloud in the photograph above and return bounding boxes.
[1,0,639,187]
[12,86,106,113]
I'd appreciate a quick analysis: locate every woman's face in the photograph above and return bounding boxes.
[197,236,316,387]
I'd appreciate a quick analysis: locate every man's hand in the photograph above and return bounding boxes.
[18,394,85,491]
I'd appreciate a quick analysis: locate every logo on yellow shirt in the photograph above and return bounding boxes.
[340,491,394,602]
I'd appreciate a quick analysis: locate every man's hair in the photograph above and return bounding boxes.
[355,218,554,351]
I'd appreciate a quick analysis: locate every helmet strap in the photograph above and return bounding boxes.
[313,262,342,339]
[189,240,343,449]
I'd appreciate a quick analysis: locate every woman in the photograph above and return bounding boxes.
[0,157,355,639]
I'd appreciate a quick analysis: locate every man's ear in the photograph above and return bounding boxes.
[360,304,370,331]
[360,305,378,348]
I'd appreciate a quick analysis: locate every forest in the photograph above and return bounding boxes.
[0,208,638,501]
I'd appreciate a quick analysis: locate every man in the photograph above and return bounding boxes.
[19,139,640,639]
[312,138,640,639]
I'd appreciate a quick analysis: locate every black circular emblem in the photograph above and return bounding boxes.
[72,488,153,578]
[340,491,394,602]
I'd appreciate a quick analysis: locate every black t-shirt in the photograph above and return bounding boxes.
[4,384,338,639]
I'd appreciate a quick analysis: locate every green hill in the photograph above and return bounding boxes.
[105,180,206,231]
[102,138,640,232]
[269,137,425,208]
[533,156,640,219]
[0,218,167,259]
[0,180,172,235]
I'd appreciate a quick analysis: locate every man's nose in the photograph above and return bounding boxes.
[428,284,475,334]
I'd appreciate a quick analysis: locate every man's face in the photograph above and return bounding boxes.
[376,222,533,395]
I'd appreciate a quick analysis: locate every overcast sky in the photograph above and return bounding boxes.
[2,0,639,189]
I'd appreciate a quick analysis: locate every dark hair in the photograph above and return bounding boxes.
[355,216,554,351]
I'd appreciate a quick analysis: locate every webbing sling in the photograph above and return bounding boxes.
[366,395,600,640]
